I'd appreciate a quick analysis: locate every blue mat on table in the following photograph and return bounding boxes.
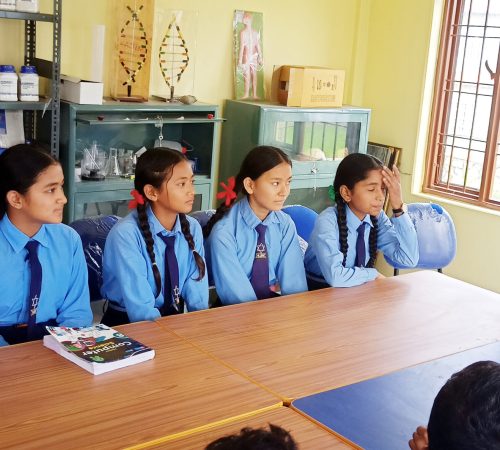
[292,341,500,450]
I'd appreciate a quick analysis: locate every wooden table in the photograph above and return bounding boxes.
[3,272,500,449]
[159,271,500,401]
[0,321,282,450]
[141,407,352,449]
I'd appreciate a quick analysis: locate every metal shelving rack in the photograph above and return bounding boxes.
[0,0,61,157]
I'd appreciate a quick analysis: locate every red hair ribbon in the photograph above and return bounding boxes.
[216,176,237,206]
[128,189,145,209]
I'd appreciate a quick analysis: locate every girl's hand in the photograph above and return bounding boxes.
[408,426,429,450]
[381,165,403,210]
[375,273,386,280]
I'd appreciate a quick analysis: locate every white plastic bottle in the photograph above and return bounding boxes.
[0,0,16,11]
[15,0,38,12]
[0,65,18,101]
[19,65,39,101]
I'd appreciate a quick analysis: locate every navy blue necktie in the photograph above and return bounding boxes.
[250,224,270,300]
[355,222,367,267]
[158,234,182,315]
[25,240,42,338]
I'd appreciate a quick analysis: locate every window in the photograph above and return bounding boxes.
[425,0,500,209]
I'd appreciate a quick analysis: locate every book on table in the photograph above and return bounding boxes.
[43,324,155,375]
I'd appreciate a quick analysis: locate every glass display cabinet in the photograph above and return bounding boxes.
[47,100,221,223]
[219,100,371,211]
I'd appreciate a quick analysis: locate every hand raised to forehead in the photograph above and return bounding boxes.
[381,164,403,210]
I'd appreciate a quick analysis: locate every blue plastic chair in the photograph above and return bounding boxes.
[385,203,457,275]
[189,209,216,228]
[69,215,120,301]
[190,209,217,285]
[282,205,318,242]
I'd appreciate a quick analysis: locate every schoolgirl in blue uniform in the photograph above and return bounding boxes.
[0,144,92,346]
[305,153,418,288]
[204,146,307,305]
[101,148,208,325]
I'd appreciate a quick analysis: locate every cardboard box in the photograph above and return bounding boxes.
[271,65,345,107]
[60,75,103,105]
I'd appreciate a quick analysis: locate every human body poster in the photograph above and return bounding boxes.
[233,10,264,100]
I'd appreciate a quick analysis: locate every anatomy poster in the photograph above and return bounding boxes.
[233,10,264,100]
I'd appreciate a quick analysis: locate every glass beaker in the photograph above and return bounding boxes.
[107,147,122,177]
[81,141,108,181]
[119,150,135,177]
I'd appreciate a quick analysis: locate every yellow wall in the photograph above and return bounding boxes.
[2,0,500,293]
[0,20,23,68]
[362,0,434,174]
[0,0,361,107]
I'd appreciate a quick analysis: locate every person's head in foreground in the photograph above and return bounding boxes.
[205,423,298,450]
[409,360,500,450]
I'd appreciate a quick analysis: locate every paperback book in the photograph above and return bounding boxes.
[43,324,155,375]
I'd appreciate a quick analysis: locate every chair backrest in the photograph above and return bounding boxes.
[189,209,216,285]
[189,209,216,228]
[282,205,318,242]
[69,215,120,301]
[384,203,457,271]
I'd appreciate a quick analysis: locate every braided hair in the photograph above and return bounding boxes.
[333,153,383,268]
[203,146,292,238]
[0,143,59,218]
[134,147,206,296]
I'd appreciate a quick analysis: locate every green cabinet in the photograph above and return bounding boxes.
[219,100,371,211]
[58,100,221,223]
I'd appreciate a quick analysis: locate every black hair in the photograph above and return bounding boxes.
[204,146,291,238]
[134,147,205,297]
[205,423,298,450]
[428,360,500,450]
[333,153,383,268]
[0,143,59,218]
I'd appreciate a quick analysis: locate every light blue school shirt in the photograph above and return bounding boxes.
[101,206,208,322]
[206,197,308,305]
[0,214,92,327]
[304,205,419,287]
